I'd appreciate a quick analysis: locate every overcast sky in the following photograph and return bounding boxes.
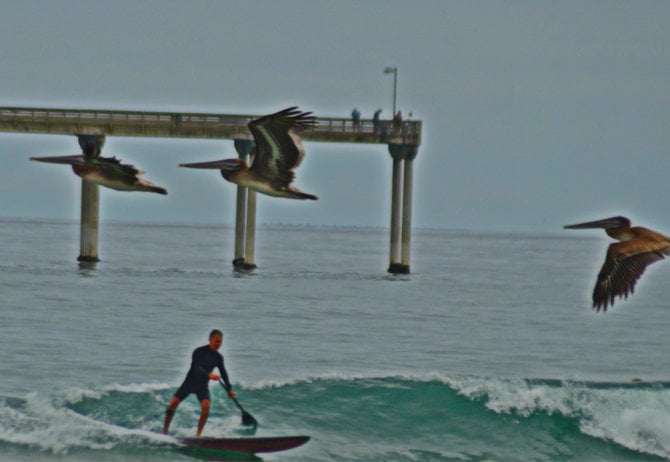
[1,0,669,232]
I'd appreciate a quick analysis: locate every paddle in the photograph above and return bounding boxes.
[220,379,258,427]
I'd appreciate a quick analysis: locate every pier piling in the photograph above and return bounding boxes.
[78,180,100,262]
[76,135,105,262]
[387,144,418,274]
[244,190,258,270]
[400,148,418,269]
[388,147,403,272]
[232,139,257,270]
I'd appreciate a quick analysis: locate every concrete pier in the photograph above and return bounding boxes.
[2,106,422,271]
[232,140,254,267]
[388,148,404,272]
[400,148,418,269]
[0,106,421,146]
[231,139,257,270]
[78,180,100,262]
[233,182,247,266]
[76,135,105,262]
[387,144,419,274]
[243,190,258,270]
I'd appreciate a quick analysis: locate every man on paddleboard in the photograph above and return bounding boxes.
[162,329,236,436]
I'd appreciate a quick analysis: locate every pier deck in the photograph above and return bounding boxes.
[0,106,421,146]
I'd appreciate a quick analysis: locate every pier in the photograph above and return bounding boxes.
[0,106,422,273]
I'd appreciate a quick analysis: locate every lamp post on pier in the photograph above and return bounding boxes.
[384,66,397,116]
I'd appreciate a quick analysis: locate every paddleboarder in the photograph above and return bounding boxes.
[162,329,236,436]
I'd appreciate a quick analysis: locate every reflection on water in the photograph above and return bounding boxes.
[78,260,98,276]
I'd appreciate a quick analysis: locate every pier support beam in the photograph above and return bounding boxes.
[78,180,100,262]
[387,144,419,274]
[388,148,403,272]
[76,135,105,262]
[244,189,257,269]
[232,139,257,270]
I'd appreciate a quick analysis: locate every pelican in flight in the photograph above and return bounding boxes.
[31,143,167,195]
[180,107,318,200]
[564,216,670,311]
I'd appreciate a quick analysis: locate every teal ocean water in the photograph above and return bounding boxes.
[2,219,670,461]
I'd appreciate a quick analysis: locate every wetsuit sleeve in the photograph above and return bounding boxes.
[218,357,232,391]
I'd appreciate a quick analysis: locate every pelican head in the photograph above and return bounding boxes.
[564,216,631,230]
[179,158,247,172]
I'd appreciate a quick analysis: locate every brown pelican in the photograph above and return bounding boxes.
[31,144,167,195]
[180,107,318,200]
[564,216,670,311]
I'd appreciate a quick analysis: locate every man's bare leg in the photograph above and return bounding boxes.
[162,396,181,434]
[196,399,211,437]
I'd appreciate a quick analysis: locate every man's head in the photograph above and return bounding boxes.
[209,329,223,351]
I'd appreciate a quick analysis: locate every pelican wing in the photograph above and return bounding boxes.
[89,156,166,194]
[247,107,316,185]
[593,239,670,311]
[94,156,144,179]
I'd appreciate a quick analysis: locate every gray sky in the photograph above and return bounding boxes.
[1,0,669,232]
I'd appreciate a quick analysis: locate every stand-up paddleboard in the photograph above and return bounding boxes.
[176,435,310,454]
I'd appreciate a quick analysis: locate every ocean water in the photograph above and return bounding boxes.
[2,218,670,461]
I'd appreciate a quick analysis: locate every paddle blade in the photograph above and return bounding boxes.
[220,380,259,427]
[233,397,258,427]
[241,409,258,427]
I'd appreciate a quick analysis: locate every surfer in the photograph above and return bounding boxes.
[162,329,237,437]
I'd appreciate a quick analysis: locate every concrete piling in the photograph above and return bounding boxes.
[76,135,105,262]
[78,180,100,262]
[388,148,404,272]
[243,190,258,270]
[400,149,418,269]
[232,139,257,270]
[387,144,418,274]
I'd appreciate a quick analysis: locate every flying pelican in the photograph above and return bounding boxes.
[180,107,318,200]
[31,143,167,195]
[564,216,670,311]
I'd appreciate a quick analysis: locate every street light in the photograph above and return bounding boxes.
[384,66,397,116]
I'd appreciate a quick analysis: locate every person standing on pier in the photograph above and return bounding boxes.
[373,108,382,136]
[351,108,361,131]
[393,110,403,133]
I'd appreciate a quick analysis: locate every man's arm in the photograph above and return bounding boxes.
[218,357,232,390]
[218,357,236,398]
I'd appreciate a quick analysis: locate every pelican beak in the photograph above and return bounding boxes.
[30,155,87,165]
[564,217,621,230]
[180,159,228,169]
[180,159,242,171]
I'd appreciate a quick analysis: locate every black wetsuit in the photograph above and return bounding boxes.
[174,345,232,402]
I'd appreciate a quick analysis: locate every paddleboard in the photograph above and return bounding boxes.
[176,435,310,454]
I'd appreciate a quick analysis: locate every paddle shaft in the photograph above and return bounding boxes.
[232,397,245,412]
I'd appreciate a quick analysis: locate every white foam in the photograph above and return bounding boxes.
[445,375,670,459]
[0,389,170,454]
[61,381,170,405]
[579,389,670,458]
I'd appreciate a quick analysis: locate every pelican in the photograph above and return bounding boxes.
[564,216,670,311]
[180,107,318,200]
[31,145,167,195]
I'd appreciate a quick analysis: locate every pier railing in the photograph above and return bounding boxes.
[0,106,421,146]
